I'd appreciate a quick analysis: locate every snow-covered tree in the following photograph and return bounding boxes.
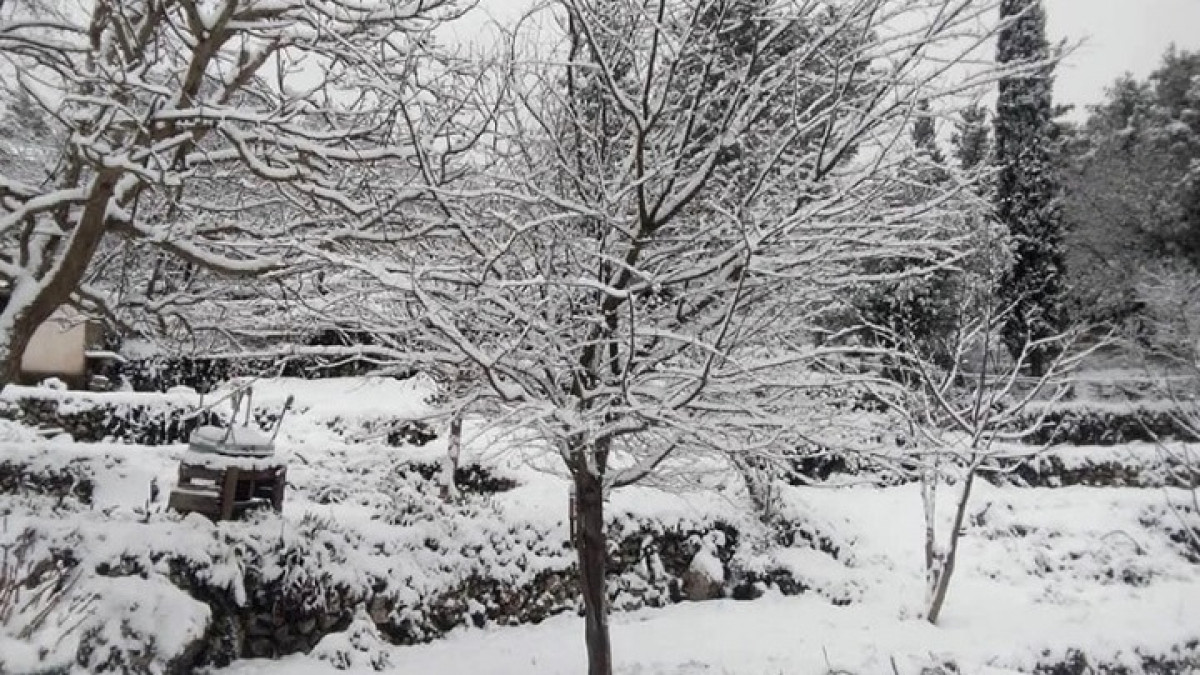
[1060,48,1200,325]
[993,0,1066,375]
[381,1,1016,672]
[0,0,469,383]
[952,103,990,172]
[849,103,963,375]
[861,276,1100,624]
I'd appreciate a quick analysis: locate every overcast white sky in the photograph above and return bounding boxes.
[1046,0,1200,112]
[451,0,1200,115]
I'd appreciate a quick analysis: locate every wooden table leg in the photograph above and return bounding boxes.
[271,467,286,511]
[221,467,240,521]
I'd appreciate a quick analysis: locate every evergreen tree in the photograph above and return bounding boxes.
[953,104,990,171]
[993,0,1066,374]
[912,99,946,166]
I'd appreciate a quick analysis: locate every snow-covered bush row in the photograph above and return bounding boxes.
[993,443,1200,489]
[119,353,390,394]
[0,380,435,447]
[0,418,836,673]
[1,387,224,445]
[748,437,1197,490]
[0,497,801,672]
[1017,399,1200,445]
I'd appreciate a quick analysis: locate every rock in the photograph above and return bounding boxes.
[367,596,391,624]
[681,541,725,601]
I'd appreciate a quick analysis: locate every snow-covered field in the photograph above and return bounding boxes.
[2,377,1198,674]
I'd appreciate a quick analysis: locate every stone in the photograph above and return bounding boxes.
[367,596,391,624]
[681,552,724,601]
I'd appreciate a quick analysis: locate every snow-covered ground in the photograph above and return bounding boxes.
[223,587,1200,675]
[2,377,1198,674]
[220,482,1200,674]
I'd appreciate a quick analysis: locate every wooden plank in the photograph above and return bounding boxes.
[168,489,221,516]
[173,461,286,521]
[179,463,226,483]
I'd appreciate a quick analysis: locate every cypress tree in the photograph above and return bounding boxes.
[994,0,1067,375]
[953,104,990,172]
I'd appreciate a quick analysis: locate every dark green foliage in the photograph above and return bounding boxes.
[912,99,946,167]
[994,0,1067,374]
[851,100,961,371]
[1060,47,1200,324]
[953,105,990,172]
[1014,402,1200,446]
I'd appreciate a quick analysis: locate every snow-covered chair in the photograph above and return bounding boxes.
[167,387,292,521]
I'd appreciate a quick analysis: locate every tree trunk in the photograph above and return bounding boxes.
[1,169,120,388]
[926,467,977,624]
[440,412,462,502]
[573,466,612,675]
[1028,348,1047,378]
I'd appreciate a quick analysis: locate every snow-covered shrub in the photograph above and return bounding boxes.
[0,457,95,505]
[1132,261,1200,365]
[120,354,383,394]
[0,528,90,674]
[0,380,440,447]
[310,609,392,671]
[1,387,222,445]
[1017,400,1200,445]
[74,576,210,674]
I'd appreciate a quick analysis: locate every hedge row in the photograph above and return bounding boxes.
[1016,402,1200,446]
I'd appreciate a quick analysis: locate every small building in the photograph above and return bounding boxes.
[0,289,116,389]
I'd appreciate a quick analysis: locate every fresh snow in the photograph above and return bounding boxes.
[1,377,1198,674]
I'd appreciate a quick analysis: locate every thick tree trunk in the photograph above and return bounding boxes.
[0,169,120,388]
[573,466,611,675]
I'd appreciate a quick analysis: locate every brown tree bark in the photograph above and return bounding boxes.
[573,464,611,675]
[0,170,118,388]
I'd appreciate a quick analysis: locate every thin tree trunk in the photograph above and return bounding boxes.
[926,466,977,624]
[573,466,611,675]
[440,412,462,502]
[921,470,937,603]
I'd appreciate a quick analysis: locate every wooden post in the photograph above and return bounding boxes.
[220,467,240,521]
[271,467,286,511]
[568,483,577,546]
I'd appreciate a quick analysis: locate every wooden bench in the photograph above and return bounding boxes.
[168,452,287,521]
